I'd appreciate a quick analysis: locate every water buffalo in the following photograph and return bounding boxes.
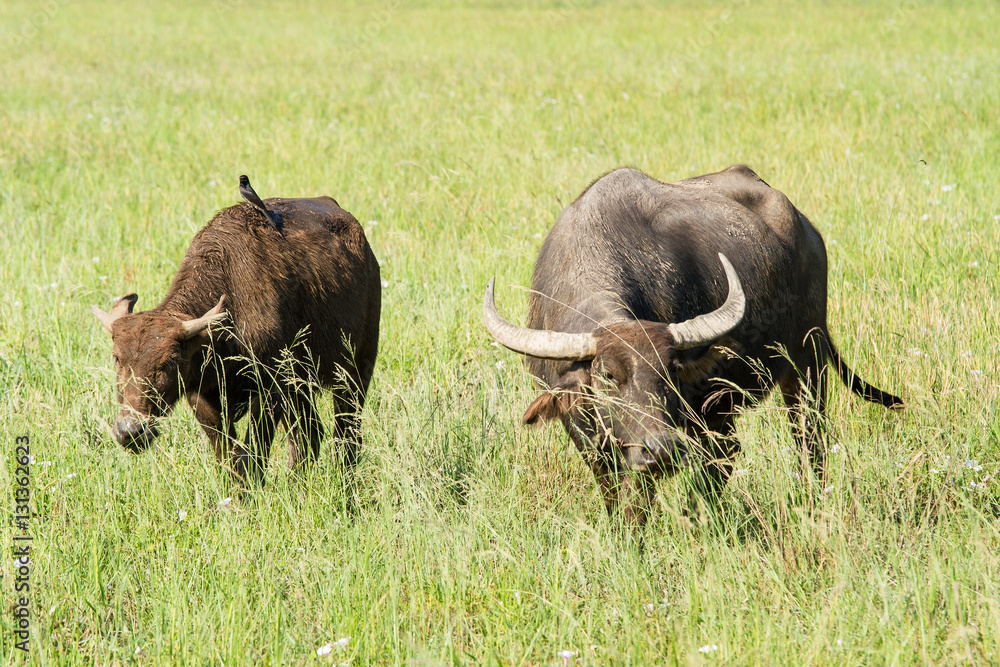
[485,166,902,526]
[92,177,381,484]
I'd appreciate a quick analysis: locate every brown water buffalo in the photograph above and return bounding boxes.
[92,177,381,484]
[485,166,902,526]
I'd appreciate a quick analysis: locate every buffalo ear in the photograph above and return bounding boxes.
[91,293,139,333]
[674,336,741,384]
[522,392,564,425]
[522,383,587,425]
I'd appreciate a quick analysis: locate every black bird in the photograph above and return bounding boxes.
[239,174,283,234]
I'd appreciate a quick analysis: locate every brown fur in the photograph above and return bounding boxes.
[94,194,381,484]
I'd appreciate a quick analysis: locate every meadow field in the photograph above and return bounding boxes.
[1,1,998,664]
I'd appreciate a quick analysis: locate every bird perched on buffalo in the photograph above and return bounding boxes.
[239,174,283,234]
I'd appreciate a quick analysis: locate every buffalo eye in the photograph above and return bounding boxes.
[112,354,120,365]
[598,366,624,389]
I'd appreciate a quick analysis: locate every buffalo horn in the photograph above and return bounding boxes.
[483,278,597,360]
[180,295,228,340]
[667,253,746,350]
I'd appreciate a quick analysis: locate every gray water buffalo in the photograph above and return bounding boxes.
[485,166,902,526]
[92,177,381,484]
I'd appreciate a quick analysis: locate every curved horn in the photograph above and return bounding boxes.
[483,278,597,360]
[180,295,228,340]
[91,293,139,334]
[667,254,746,350]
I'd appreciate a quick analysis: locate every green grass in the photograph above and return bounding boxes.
[2,1,998,664]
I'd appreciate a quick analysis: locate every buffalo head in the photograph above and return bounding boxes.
[485,254,745,472]
[92,294,227,452]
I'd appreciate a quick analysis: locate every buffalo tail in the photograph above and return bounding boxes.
[825,335,904,409]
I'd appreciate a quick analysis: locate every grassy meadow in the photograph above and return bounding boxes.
[2,0,999,664]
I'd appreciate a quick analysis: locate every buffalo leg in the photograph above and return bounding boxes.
[287,393,325,470]
[780,351,829,481]
[579,450,654,528]
[331,396,361,467]
[334,362,371,468]
[578,449,621,516]
[188,390,236,463]
[687,423,740,518]
[235,392,280,486]
[690,423,741,499]
[615,469,656,528]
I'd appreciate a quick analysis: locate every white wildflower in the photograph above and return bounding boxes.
[964,459,983,472]
[831,444,841,454]
[177,510,187,521]
[334,636,350,650]
[380,280,389,289]
[557,650,576,666]
[941,184,956,192]
[698,644,719,653]
[317,643,333,656]
[218,497,232,509]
